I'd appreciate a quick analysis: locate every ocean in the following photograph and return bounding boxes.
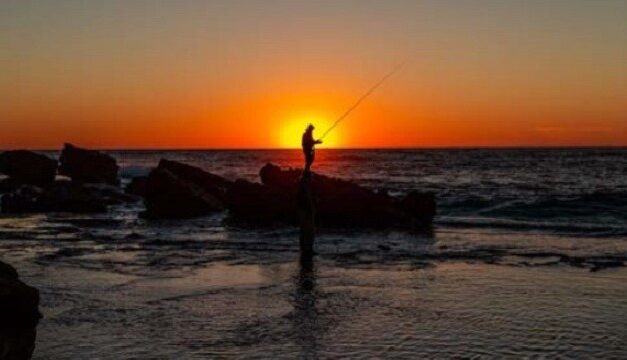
[1,148,626,358]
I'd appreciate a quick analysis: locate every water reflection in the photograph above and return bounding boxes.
[292,256,320,359]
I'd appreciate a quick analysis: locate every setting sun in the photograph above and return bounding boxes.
[277,117,341,149]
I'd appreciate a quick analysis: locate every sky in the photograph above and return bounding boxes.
[1,0,626,149]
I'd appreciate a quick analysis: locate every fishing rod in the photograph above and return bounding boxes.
[319,62,405,140]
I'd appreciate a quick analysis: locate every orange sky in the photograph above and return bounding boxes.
[1,1,626,149]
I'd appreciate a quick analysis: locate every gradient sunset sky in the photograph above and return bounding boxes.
[1,0,626,149]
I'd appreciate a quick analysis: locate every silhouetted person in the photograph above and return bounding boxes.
[302,124,322,172]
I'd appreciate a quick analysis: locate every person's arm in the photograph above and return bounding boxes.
[315,139,323,144]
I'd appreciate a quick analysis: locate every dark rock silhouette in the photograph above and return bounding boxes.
[399,191,437,224]
[0,181,135,214]
[0,260,41,360]
[125,176,148,197]
[158,159,230,192]
[256,163,435,228]
[126,160,436,227]
[226,179,295,224]
[58,144,119,185]
[0,150,57,188]
[0,186,43,213]
[0,178,16,194]
[141,159,228,219]
[228,163,435,229]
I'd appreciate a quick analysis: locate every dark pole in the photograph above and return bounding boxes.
[297,169,315,258]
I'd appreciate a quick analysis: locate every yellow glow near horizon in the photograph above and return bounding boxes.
[278,117,341,149]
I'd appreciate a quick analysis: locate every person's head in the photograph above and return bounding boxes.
[306,124,315,132]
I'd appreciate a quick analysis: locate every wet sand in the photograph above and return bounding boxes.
[6,252,626,359]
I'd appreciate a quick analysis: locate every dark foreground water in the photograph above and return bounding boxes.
[1,148,626,358]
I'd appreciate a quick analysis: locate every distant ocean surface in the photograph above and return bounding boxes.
[2,148,627,358]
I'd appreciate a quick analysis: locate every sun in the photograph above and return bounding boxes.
[278,117,341,148]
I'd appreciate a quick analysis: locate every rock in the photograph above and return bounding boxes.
[0,178,20,194]
[40,182,108,213]
[130,159,435,227]
[0,260,41,360]
[259,163,301,189]
[1,182,107,214]
[58,144,119,185]
[0,150,57,187]
[0,262,18,280]
[0,186,43,213]
[259,163,411,227]
[398,191,436,227]
[158,159,230,192]
[140,160,229,219]
[227,163,435,229]
[226,179,296,225]
[125,176,148,197]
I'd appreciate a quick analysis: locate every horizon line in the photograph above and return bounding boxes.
[2,145,626,152]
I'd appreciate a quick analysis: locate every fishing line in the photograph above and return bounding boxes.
[319,62,405,140]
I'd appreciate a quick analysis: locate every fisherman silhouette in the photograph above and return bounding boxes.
[302,124,322,172]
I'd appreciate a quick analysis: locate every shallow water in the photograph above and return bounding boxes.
[11,255,627,359]
[1,148,626,358]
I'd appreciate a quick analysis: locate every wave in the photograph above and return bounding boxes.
[436,215,627,236]
[441,191,627,222]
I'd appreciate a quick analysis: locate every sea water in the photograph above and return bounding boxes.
[1,148,626,358]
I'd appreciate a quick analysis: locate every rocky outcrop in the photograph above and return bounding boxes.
[58,144,119,185]
[125,176,148,197]
[228,163,435,229]
[398,191,436,224]
[126,160,436,228]
[226,179,297,225]
[0,186,43,213]
[0,260,41,360]
[0,151,57,188]
[0,178,16,193]
[157,159,230,192]
[140,160,229,219]
[0,181,134,214]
